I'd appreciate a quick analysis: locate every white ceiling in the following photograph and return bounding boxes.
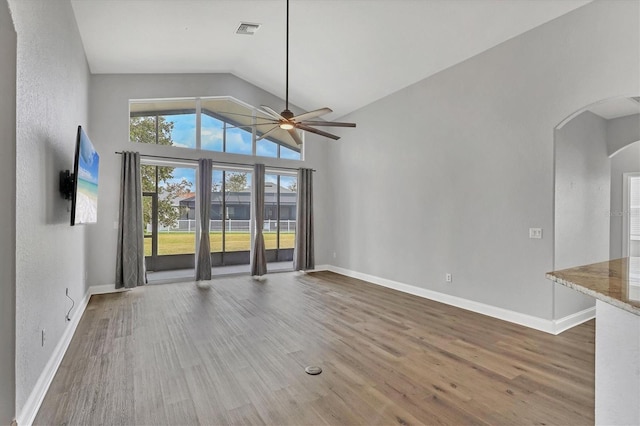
[71,0,592,119]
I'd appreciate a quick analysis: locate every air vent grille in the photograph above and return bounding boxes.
[236,23,261,35]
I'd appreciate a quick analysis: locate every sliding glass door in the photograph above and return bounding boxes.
[142,164,196,271]
[210,168,253,266]
[142,163,296,273]
[264,173,297,264]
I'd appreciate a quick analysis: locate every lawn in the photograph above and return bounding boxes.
[144,231,295,256]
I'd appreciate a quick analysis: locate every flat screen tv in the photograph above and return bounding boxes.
[60,126,100,225]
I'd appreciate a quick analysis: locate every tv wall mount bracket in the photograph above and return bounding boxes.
[59,170,75,200]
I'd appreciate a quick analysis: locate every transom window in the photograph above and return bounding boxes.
[129,96,302,160]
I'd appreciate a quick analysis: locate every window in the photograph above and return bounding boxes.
[264,173,297,258]
[130,99,197,149]
[131,97,302,160]
[626,174,640,257]
[142,163,197,271]
[209,168,253,265]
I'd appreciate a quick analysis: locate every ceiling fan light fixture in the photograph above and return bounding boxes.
[280,122,294,130]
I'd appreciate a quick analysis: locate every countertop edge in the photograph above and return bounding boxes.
[546,273,640,316]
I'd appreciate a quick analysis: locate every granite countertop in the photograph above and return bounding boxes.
[546,257,640,316]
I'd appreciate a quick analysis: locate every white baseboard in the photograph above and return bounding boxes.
[90,283,126,295]
[16,283,126,425]
[553,306,596,334]
[16,288,92,426]
[322,265,594,335]
[310,264,330,272]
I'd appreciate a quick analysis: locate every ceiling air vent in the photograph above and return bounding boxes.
[236,22,261,36]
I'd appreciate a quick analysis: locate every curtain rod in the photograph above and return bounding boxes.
[114,152,315,172]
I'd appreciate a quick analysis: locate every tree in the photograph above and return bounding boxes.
[287,180,297,193]
[225,172,248,192]
[157,179,192,228]
[131,116,192,229]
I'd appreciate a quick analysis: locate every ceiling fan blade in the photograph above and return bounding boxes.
[259,105,285,120]
[297,124,340,140]
[293,107,332,122]
[287,128,304,146]
[257,125,280,141]
[224,122,279,130]
[299,120,356,128]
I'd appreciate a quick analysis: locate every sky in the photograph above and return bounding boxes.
[163,112,300,160]
[155,112,300,191]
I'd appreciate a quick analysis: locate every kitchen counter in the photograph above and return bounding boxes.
[546,257,640,315]
[546,257,640,426]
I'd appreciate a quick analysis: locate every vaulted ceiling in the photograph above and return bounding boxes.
[71,0,591,119]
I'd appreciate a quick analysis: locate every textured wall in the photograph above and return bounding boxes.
[9,0,90,415]
[87,74,330,287]
[326,0,639,320]
[607,113,640,156]
[0,0,16,422]
[554,111,608,318]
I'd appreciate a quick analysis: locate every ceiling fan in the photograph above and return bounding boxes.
[255,0,356,146]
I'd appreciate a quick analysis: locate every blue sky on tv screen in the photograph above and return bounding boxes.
[78,131,99,184]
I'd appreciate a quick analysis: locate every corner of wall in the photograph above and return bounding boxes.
[0,0,17,423]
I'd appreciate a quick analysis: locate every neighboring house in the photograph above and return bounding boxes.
[177,182,297,222]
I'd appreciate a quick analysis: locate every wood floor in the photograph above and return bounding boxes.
[35,271,595,425]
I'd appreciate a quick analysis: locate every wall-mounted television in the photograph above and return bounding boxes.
[59,125,100,225]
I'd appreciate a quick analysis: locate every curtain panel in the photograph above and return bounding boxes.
[195,158,213,281]
[251,163,267,277]
[115,151,145,288]
[294,168,315,271]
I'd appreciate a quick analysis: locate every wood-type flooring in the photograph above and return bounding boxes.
[34,271,595,425]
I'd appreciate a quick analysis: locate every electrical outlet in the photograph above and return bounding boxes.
[529,228,543,239]
[41,329,45,347]
[65,287,69,296]
[333,251,336,259]
[446,273,452,283]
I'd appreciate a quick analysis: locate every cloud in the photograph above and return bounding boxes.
[225,131,252,154]
[202,126,224,150]
[78,166,93,181]
[80,134,95,166]
[256,141,277,157]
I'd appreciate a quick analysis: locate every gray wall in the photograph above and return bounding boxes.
[555,111,610,270]
[0,0,16,423]
[326,0,639,320]
[9,0,90,415]
[607,113,640,156]
[610,141,640,258]
[554,111,608,317]
[88,74,330,287]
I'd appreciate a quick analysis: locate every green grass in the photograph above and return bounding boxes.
[144,231,295,256]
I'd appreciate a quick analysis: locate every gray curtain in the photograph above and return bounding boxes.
[196,158,213,281]
[294,168,315,271]
[115,152,145,289]
[251,163,267,276]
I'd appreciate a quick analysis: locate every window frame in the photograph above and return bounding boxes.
[129,96,304,160]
